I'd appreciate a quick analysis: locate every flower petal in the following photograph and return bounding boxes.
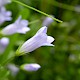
[5,11,12,16]
[17,27,30,34]
[1,24,17,35]
[20,20,28,26]
[19,33,47,54]
[0,0,11,7]
[15,16,21,24]
[41,36,54,46]
[42,43,54,46]
[47,36,55,43]
[36,26,47,34]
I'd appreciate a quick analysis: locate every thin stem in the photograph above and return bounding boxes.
[12,0,63,23]
[28,19,40,25]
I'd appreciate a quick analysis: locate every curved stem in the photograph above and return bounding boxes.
[12,0,63,23]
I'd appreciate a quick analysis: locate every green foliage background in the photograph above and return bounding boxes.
[0,0,80,80]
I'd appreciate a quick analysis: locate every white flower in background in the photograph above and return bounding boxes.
[0,7,12,25]
[0,37,9,54]
[1,16,30,35]
[17,26,54,56]
[0,0,11,7]
[7,64,19,76]
[21,63,41,71]
[42,16,54,26]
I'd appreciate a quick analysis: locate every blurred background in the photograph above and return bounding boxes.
[0,0,80,80]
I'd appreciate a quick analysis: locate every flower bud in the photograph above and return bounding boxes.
[21,63,41,71]
[0,37,9,54]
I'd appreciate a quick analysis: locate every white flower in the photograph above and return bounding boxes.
[21,63,41,71]
[17,26,54,55]
[1,16,30,35]
[0,7,12,25]
[0,0,11,7]
[42,16,54,26]
[0,37,9,54]
[7,64,19,76]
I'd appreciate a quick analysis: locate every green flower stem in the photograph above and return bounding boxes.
[28,19,40,25]
[12,0,63,23]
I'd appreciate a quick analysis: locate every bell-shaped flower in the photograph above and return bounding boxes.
[0,37,9,54]
[1,16,30,35]
[42,16,54,26]
[0,0,11,7]
[0,7,12,25]
[16,26,54,56]
[20,63,41,72]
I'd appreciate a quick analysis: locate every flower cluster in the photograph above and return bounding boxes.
[0,0,30,54]
[0,0,54,74]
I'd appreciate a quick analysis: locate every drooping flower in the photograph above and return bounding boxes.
[0,0,11,7]
[20,63,41,71]
[0,7,12,25]
[16,26,54,56]
[0,37,9,54]
[7,64,19,76]
[1,16,30,35]
[42,16,54,26]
